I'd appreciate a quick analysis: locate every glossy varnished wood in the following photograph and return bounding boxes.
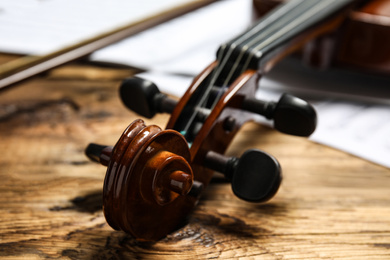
[255,0,390,73]
[0,58,389,258]
[101,120,195,241]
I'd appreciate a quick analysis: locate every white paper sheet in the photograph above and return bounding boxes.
[91,0,253,75]
[0,0,196,55]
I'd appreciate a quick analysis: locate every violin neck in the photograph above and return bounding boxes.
[217,0,357,80]
[170,0,361,143]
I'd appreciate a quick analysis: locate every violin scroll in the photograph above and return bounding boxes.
[85,119,201,241]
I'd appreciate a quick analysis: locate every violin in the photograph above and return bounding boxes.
[85,0,372,241]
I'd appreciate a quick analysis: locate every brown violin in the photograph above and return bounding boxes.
[85,0,373,241]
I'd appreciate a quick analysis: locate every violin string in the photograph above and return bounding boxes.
[236,0,326,78]
[236,0,354,78]
[208,0,314,109]
[218,0,316,90]
[180,48,225,136]
[206,0,306,95]
[210,0,354,111]
[181,0,305,135]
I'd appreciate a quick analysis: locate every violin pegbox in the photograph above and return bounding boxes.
[117,76,285,202]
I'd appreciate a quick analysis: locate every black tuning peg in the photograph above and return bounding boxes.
[85,143,112,166]
[204,149,282,203]
[242,93,317,137]
[119,77,178,118]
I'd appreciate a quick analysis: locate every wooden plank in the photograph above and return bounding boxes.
[0,62,389,259]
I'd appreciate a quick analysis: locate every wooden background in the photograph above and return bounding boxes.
[0,53,389,259]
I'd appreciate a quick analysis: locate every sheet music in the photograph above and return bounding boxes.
[91,0,253,74]
[312,100,390,168]
[253,64,390,168]
[0,0,195,55]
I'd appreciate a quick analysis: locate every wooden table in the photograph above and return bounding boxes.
[0,54,389,259]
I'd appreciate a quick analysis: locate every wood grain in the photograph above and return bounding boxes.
[0,59,389,259]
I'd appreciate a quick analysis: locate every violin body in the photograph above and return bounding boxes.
[254,0,390,74]
[85,0,376,241]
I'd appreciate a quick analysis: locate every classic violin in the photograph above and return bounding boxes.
[85,0,372,241]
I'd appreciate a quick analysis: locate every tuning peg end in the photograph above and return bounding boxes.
[243,93,317,137]
[229,149,281,203]
[85,143,112,166]
[205,149,282,203]
[119,77,177,118]
[271,94,317,136]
